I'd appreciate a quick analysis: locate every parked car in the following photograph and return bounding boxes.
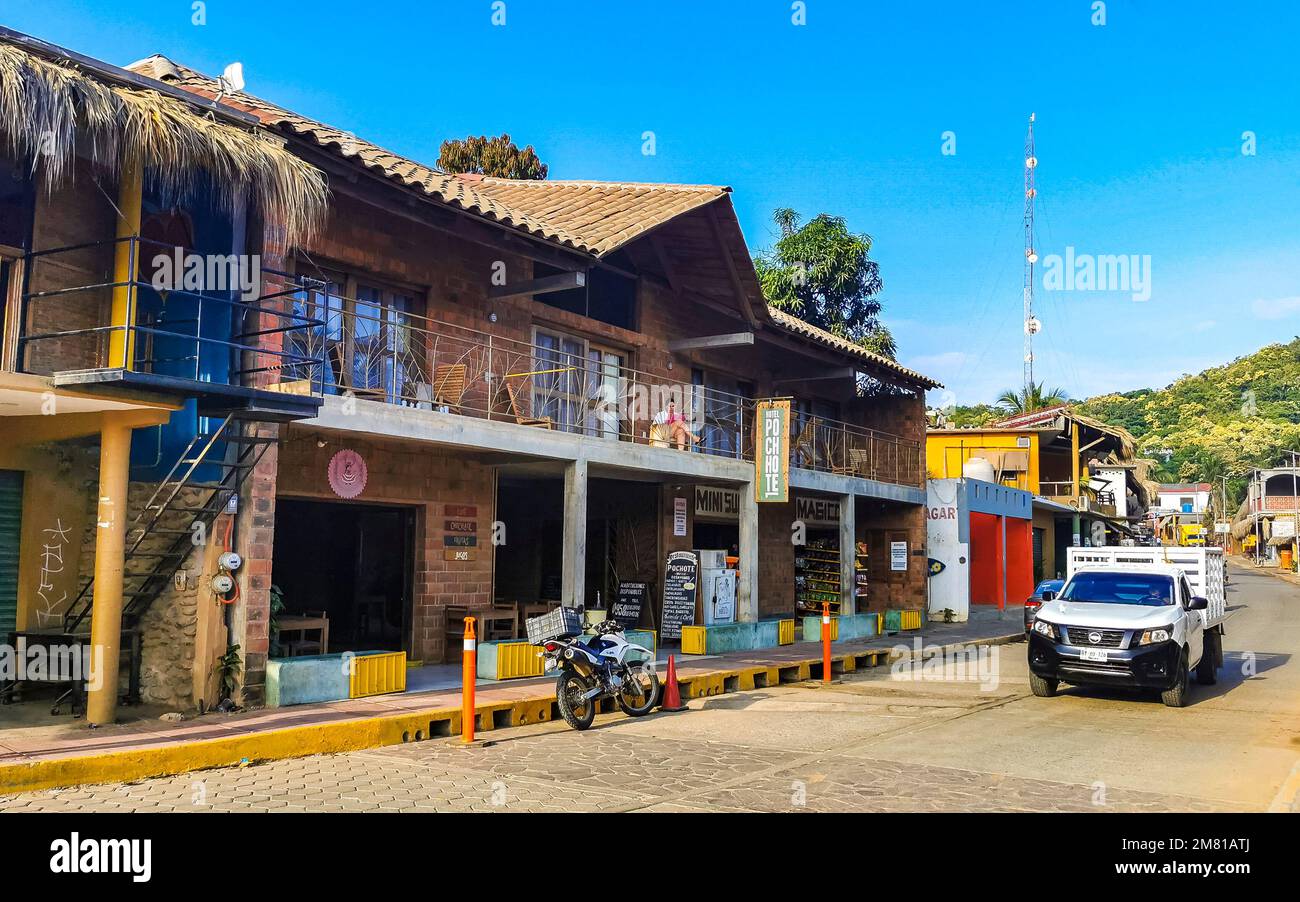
[1027,547,1229,707]
[1024,579,1065,632]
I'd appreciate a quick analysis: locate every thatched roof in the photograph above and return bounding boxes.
[0,34,326,248]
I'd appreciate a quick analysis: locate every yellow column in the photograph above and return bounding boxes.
[107,157,143,370]
[86,413,133,725]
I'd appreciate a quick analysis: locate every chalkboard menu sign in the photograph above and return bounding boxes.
[661,551,699,640]
[612,581,648,629]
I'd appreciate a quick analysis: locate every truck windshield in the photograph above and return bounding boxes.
[1060,572,1174,606]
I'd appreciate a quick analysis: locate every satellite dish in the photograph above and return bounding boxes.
[217,62,245,96]
[1024,316,1042,335]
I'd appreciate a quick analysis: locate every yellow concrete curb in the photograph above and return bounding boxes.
[0,638,1015,794]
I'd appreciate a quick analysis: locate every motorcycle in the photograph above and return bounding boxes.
[537,619,660,731]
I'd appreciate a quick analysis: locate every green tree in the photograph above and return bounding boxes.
[754,208,896,358]
[1073,337,1300,489]
[995,382,1069,415]
[437,134,548,179]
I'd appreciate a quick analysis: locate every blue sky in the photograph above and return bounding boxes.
[7,0,1299,404]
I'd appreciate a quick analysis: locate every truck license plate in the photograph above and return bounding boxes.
[1080,648,1109,663]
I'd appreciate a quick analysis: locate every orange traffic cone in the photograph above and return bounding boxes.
[659,654,688,712]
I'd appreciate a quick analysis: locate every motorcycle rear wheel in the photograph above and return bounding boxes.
[617,663,660,717]
[556,672,596,730]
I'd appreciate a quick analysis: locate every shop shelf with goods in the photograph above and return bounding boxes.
[795,536,842,615]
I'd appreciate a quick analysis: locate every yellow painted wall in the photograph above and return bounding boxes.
[1032,508,1059,581]
[0,437,91,632]
[926,431,1041,493]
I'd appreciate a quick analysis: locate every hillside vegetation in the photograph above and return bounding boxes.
[944,338,1300,500]
[1075,338,1300,488]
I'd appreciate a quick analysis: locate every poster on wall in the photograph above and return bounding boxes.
[328,449,368,499]
[661,551,699,640]
[890,541,908,571]
[612,581,648,628]
[754,399,791,502]
[673,497,688,537]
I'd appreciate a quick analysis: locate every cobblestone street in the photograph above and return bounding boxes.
[0,717,1231,814]
[3,566,1296,814]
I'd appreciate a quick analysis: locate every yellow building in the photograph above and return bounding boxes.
[927,406,1156,580]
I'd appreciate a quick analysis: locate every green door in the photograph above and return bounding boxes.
[0,470,22,639]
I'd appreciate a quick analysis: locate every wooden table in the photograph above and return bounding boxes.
[278,614,330,654]
[485,607,522,641]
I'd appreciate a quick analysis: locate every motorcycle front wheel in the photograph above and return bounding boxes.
[556,672,596,730]
[617,663,661,717]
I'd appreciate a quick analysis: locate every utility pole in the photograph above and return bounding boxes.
[1023,113,1039,396]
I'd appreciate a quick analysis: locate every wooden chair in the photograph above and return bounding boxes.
[792,417,816,468]
[283,610,329,657]
[503,380,552,428]
[430,363,467,412]
[838,448,872,478]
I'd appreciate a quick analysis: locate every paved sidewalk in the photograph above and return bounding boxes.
[0,618,1022,793]
[1229,554,1300,587]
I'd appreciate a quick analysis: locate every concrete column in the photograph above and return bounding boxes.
[561,459,588,608]
[737,484,758,622]
[87,413,133,725]
[839,493,856,616]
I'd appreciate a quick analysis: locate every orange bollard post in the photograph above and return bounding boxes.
[822,601,832,684]
[462,616,476,743]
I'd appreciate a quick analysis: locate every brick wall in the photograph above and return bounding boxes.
[274,428,495,664]
[24,158,116,374]
[231,421,280,704]
[860,499,927,612]
[757,500,796,618]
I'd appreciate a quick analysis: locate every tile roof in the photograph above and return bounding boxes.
[125,55,602,255]
[766,307,942,388]
[126,55,942,390]
[470,178,730,257]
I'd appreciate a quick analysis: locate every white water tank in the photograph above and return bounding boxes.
[962,457,996,483]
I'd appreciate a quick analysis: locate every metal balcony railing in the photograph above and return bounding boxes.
[16,237,324,388]
[789,413,923,487]
[256,272,924,486]
[262,273,756,462]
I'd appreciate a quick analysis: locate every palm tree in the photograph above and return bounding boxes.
[996,382,1069,415]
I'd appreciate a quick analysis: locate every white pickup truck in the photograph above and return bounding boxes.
[1027,547,1229,707]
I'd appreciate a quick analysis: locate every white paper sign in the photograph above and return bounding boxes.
[890,541,908,571]
[673,497,687,537]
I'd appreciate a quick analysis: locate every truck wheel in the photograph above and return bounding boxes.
[1196,633,1218,685]
[1029,672,1058,698]
[1161,650,1190,707]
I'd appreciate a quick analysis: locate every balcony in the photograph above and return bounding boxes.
[260,276,922,488]
[16,237,325,420]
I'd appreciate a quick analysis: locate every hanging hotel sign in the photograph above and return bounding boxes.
[754,399,791,503]
[328,449,368,499]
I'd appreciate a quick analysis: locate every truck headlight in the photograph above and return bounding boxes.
[1138,628,1171,645]
[1033,620,1058,640]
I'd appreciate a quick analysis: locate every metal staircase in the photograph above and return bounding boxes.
[62,414,276,634]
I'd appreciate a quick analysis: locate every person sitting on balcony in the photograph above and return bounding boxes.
[655,400,701,451]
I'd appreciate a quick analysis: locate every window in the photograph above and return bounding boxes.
[532,327,625,437]
[692,369,751,458]
[288,268,420,403]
